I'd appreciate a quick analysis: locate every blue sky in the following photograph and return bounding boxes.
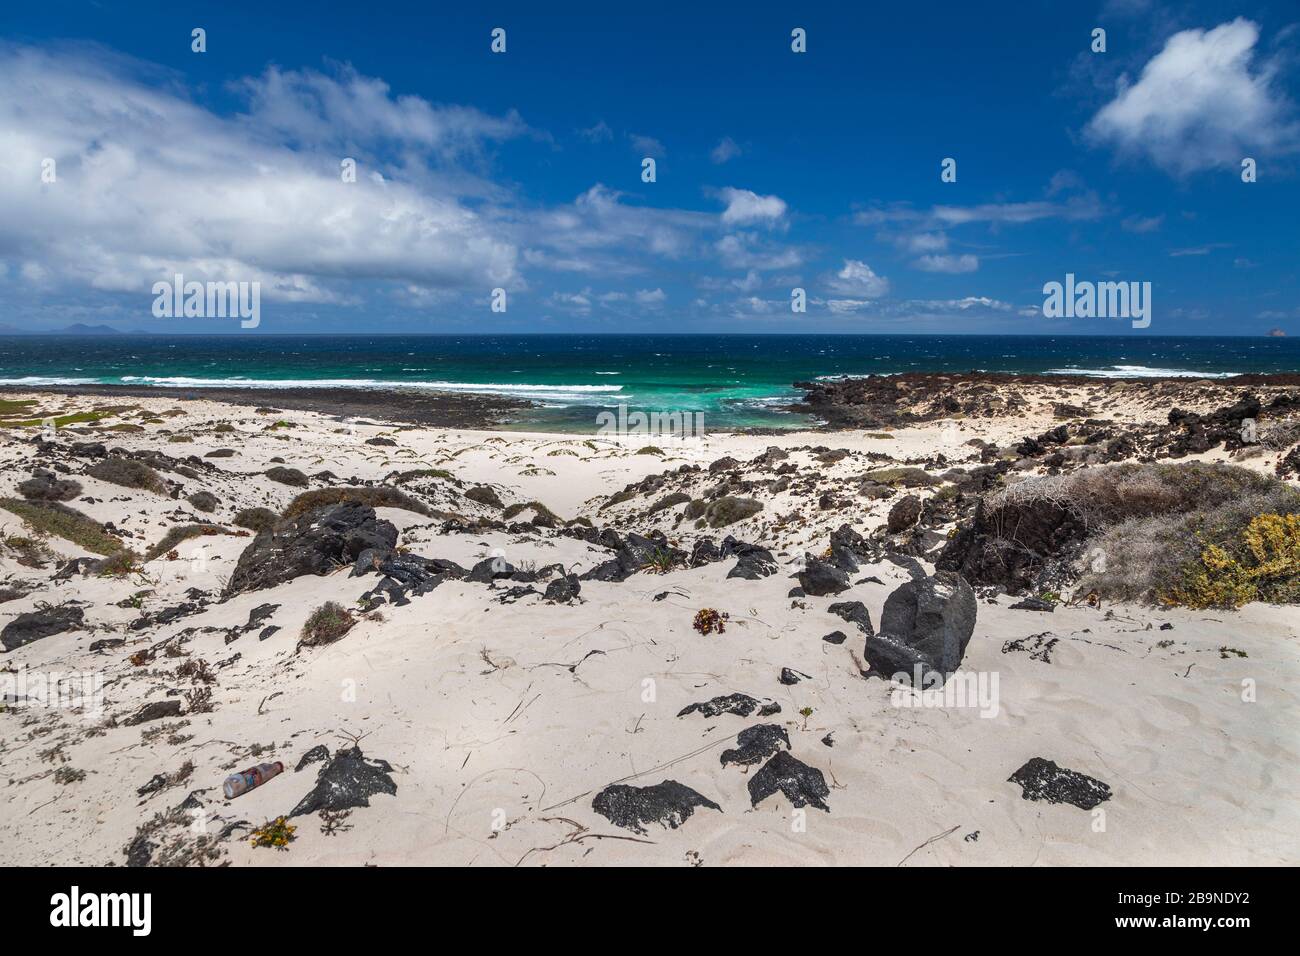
[1,0,1298,335]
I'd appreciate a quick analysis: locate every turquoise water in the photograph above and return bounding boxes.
[1,334,1296,431]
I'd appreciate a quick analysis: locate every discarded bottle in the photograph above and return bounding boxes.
[223,761,284,799]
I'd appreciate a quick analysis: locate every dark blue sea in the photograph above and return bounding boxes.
[1,334,1295,430]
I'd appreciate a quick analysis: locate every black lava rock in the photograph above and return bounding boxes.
[747,751,830,811]
[1,604,85,652]
[1008,757,1111,810]
[827,600,874,636]
[1009,597,1056,612]
[124,700,184,725]
[862,571,977,682]
[797,555,849,596]
[721,723,791,768]
[227,503,398,595]
[677,693,781,719]
[591,780,721,835]
[543,574,582,603]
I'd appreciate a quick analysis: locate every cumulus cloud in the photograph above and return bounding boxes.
[527,184,713,275]
[717,187,787,226]
[1086,18,1300,175]
[825,259,890,298]
[0,43,523,307]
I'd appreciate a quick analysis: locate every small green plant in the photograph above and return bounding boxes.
[299,601,355,649]
[96,550,142,578]
[319,809,354,836]
[641,548,678,575]
[250,816,296,850]
[1219,646,1248,659]
[798,706,814,731]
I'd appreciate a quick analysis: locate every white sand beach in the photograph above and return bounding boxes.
[1,382,1297,866]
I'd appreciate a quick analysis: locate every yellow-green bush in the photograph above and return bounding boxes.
[1161,513,1300,609]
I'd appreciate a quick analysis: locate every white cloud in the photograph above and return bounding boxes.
[1121,214,1164,233]
[711,137,742,164]
[579,120,613,142]
[0,44,522,305]
[630,133,665,157]
[825,299,875,315]
[902,232,949,253]
[524,184,713,276]
[715,234,801,271]
[930,200,1097,226]
[548,290,593,313]
[943,296,1012,311]
[914,254,979,274]
[1086,18,1299,175]
[825,259,890,298]
[718,187,787,226]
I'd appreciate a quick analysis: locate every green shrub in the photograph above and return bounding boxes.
[86,457,165,493]
[299,601,355,648]
[144,524,231,562]
[264,466,308,487]
[17,474,82,502]
[233,507,279,533]
[1160,513,1300,609]
[1050,463,1300,607]
[0,499,128,557]
[501,500,561,524]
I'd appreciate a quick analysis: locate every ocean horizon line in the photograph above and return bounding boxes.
[0,330,1290,339]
